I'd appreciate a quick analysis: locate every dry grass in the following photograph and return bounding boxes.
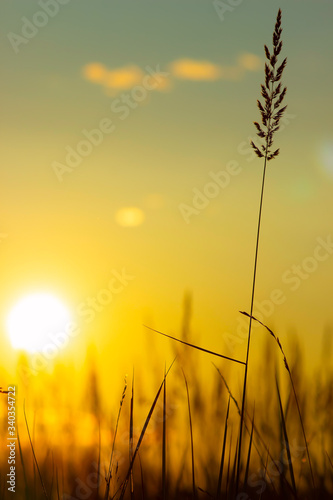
[1,8,332,500]
[236,8,288,494]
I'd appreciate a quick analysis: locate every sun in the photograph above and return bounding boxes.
[6,293,72,353]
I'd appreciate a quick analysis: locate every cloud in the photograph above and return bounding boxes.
[169,59,221,81]
[104,65,144,90]
[238,52,262,71]
[82,63,108,83]
[82,63,171,95]
[83,63,144,90]
[82,53,262,95]
[169,54,262,82]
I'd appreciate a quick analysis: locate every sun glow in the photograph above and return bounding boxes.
[6,293,71,353]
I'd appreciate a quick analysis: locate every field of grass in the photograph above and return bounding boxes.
[1,8,332,500]
[1,317,333,499]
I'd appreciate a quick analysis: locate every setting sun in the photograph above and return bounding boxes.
[6,293,71,353]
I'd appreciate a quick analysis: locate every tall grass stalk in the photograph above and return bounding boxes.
[119,360,175,500]
[241,311,316,492]
[276,375,297,496]
[162,364,167,500]
[23,401,48,500]
[216,395,230,499]
[104,377,128,500]
[214,363,296,495]
[129,372,134,500]
[182,370,197,499]
[236,8,288,493]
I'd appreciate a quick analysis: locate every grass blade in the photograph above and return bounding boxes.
[213,364,294,497]
[182,370,197,499]
[216,396,230,499]
[276,376,297,497]
[119,359,176,500]
[241,311,315,492]
[162,364,167,500]
[243,411,255,493]
[130,371,134,500]
[144,325,245,365]
[105,377,128,500]
[17,426,29,498]
[236,10,288,494]
[23,401,48,500]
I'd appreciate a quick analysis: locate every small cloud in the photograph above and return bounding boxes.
[238,52,262,71]
[82,63,108,83]
[170,59,221,81]
[115,207,145,227]
[104,65,144,90]
[82,62,171,95]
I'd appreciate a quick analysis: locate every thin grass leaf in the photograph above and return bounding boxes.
[17,426,29,498]
[119,359,176,500]
[144,325,245,365]
[216,396,230,500]
[240,311,316,492]
[162,364,167,500]
[243,411,255,492]
[225,431,232,498]
[23,401,48,500]
[182,370,197,499]
[276,376,297,497]
[105,377,128,500]
[214,364,295,497]
[130,372,134,500]
[237,11,288,493]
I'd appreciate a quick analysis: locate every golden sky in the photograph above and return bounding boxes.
[1,0,333,379]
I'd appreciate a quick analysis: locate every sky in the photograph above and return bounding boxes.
[1,0,333,382]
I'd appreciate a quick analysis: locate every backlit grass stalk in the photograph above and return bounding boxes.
[216,395,230,499]
[214,363,294,496]
[162,364,167,500]
[104,377,127,500]
[23,401,48,500]
[240,311,316,492]
[182,370,197,500]
[236,8,288,493]
[276,375,297,496]
[119,360,175,500]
